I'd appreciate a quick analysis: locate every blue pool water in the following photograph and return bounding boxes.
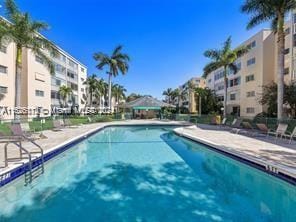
[0,126,295,222]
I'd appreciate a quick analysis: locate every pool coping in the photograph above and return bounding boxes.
[173,127,296,186]
[0,123,190,187]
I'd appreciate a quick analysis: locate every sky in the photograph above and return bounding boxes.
[0,0,268,99]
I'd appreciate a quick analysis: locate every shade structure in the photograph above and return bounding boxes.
[123,96,174,110]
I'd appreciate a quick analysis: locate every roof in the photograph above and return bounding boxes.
[123,96,174,109]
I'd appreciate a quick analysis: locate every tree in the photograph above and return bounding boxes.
[195,87,222,114]
[162,88,174,104]
[126,93,142,102]
[112,84,126,104]
[241,0,296,119]
[93,45,130,110]
[203,36,249,116]
[83,74,98,107]
[0,0,57,118]
[59,86,72,108]
[260,82,296,117]
[94,78,107,107]
[172,88,187,113]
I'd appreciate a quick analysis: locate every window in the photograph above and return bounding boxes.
[51,90,60,99]
[55,63,66,74]
[229,77,241,87]
[247,41,256,49]
[246,74,255,82]
[0,65,8,74]
[67,71,75,79]
[35,55,43,64]
[284,67,290,75]
[208,79,212,83]
[0,86,8,94]
[285,27,291,35]
[0,44,7,53]
[246,107,255,114]
[67,82,78,91]
[230,93,236,101]
[81,88,84,92]
[247,57,256,66]
[68,59,78,69]
[217,96,224,102]
[81,67,85,72]
[214,70,224,81]
[246,91,255,97]
[56,79,61,86]
[284,48,290,55]
[35,90,44,97]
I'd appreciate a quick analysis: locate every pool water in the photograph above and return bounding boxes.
[0,126,295,222]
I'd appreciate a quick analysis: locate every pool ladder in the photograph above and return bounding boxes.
[2,136,45,185]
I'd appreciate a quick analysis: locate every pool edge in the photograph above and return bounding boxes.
[0,123,189,187]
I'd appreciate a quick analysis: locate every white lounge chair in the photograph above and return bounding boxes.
[284,126,296,144]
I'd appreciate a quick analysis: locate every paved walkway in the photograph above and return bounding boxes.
[174,125,296,179]
[0,120,189,174]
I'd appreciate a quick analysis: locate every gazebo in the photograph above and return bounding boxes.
[123,96,174,119]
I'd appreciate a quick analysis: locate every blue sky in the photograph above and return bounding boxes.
[0,0,268,99]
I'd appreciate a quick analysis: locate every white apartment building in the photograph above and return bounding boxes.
[0,18,87,119]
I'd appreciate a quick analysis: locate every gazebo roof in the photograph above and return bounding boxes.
[123,96,174,110]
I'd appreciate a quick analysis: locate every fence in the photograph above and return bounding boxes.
[1,113,296,136]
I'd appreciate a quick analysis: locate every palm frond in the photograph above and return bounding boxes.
[203,61,222,77]
[203,49,220,60]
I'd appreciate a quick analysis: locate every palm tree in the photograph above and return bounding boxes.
[187,81,196,113]
[173,88,187,113]
[112,84,126,104]
[241,0,296,120]
[203,37,249,117]
[162,88,174,104]
[59,86,72,108]
[93,45,130,110]
[0,0,57,116]
[83,74,98,107]
[94,79,107,107]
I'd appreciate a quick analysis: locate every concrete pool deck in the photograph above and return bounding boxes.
[0,120,295,186]
[174,125,296,183]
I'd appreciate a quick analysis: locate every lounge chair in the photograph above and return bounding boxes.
[268,123,288,140]
[219,118,227,126]
[283,126,296,144]
[256,123,269,135]
[237,121,252,134]
[257,123,288,140]
[52,120,63,131]
[230,119,243,133]
[9,123,39,140]
[20,122,34,134]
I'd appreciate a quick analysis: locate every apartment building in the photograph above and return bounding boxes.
[0,25,87,119]
[174,77,206,113]
[205,29,275,117]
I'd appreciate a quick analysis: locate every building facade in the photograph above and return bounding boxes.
[205,29,276,117]
[0,26,87,119]
[174,77,206,113]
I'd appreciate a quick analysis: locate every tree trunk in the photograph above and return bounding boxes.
[108,73,112,111]
[277,15,285,120]
[90,88,93,107]
[14,46,22,121]
[223,67,228,117]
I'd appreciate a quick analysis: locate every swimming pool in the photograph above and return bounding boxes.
[0,126,295,221]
